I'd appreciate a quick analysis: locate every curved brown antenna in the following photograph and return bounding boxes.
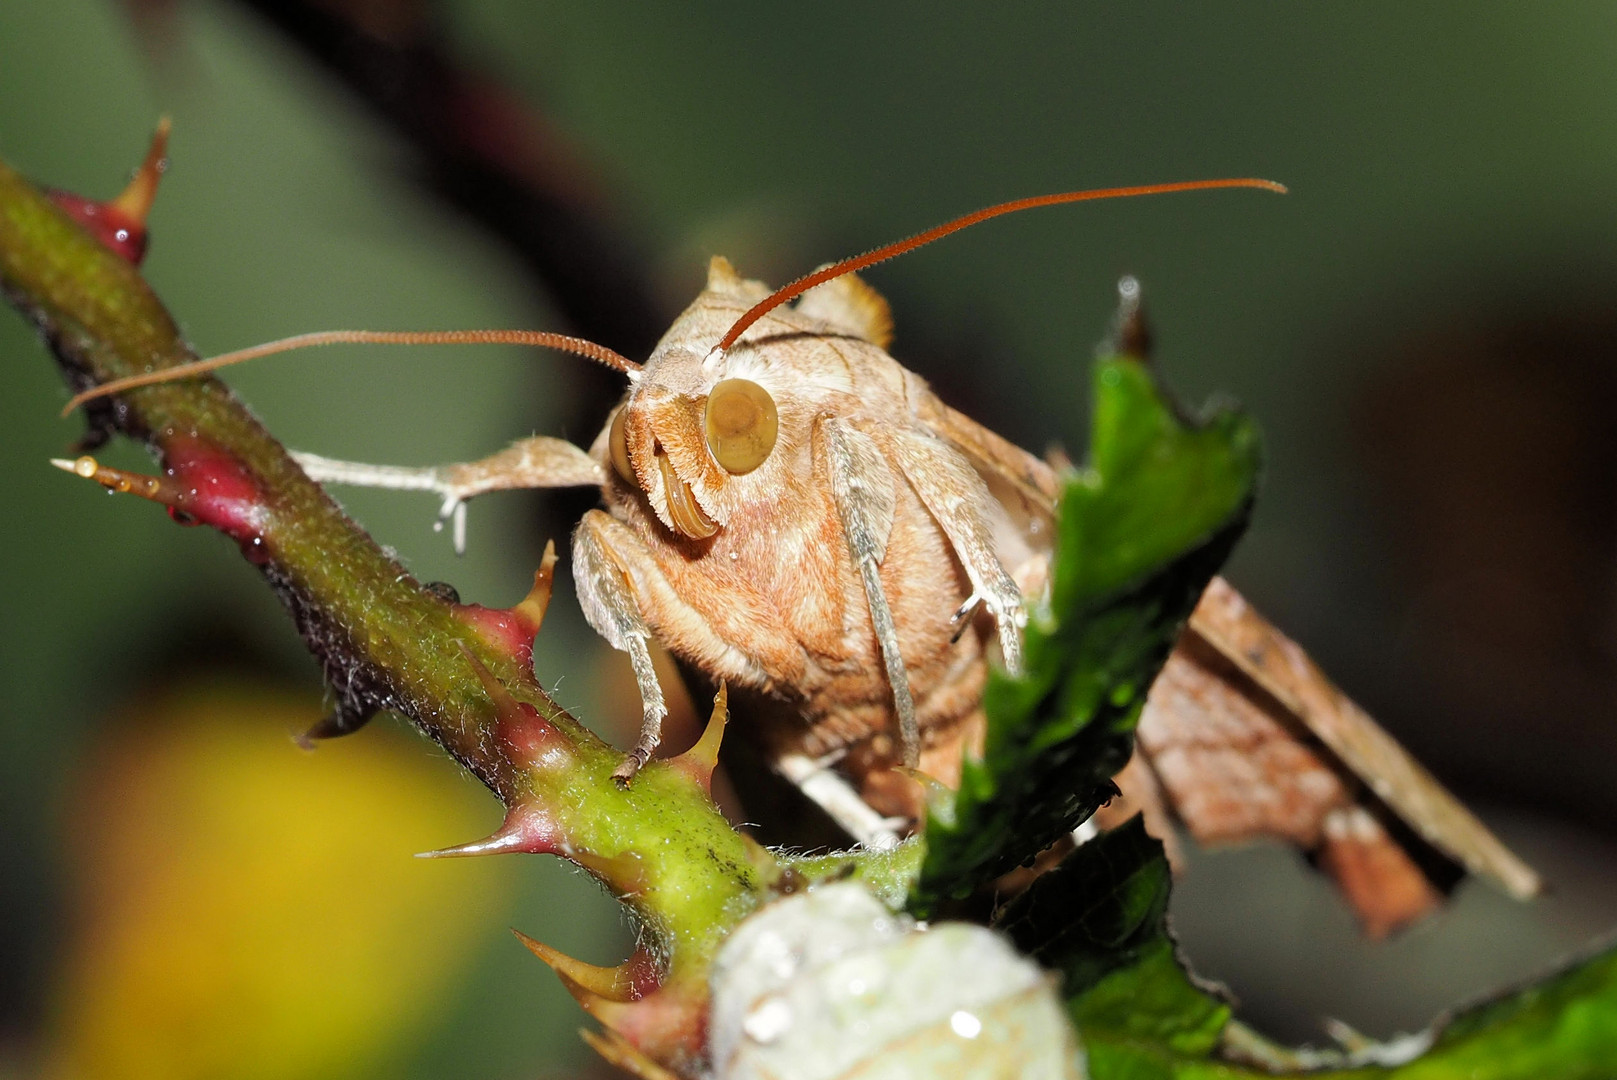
[62,329,641,417]
[709,178,1288,358]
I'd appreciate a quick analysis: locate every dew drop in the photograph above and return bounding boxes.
[742,997,793,1044]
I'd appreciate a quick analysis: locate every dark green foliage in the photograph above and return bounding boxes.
[997,817,1230,1061]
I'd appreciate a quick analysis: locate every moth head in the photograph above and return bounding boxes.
[601,254,919,540]
[600,367,785,541]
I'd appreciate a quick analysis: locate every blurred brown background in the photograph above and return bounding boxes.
[3,3,1617,1076]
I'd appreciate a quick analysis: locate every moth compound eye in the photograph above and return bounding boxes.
[608,406,634,484]
[704,379,778,475]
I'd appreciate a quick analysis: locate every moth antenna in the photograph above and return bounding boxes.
[708,177,1287,359]
[62,329,641,417]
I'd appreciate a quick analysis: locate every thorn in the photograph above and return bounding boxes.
[54,444,271,550]
[511,930,646,1003]
[452,545,556,665]
[559,981,706,1067]
[296,710,374,747]
[46,118,170,264]
[568,985,643,1035]
[50,456,94,477]
[416,804,562,858]
[458,642,522,715]
[509,539,558,636]
[109,116,171,228]
[578,1028,681,1080]
[668,683,727,795]
[415,833,532,859]
[51,453,184,506]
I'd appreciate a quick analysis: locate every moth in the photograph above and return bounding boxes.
[72,179,1538,929]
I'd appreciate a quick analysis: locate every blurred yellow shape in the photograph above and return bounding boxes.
[42,681,515,1080]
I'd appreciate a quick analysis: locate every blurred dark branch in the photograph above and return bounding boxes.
[211,0,672,360]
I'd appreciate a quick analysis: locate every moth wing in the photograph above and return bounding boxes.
[705,255,773,302]
[1182,578,1541,902]
[912,386,1062,512]
[1121,635,1446,937]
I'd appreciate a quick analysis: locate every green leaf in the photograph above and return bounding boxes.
[1381,943,1617,1080]
[1000,819,1617,1080]
[909,355,1260,914]
[1081,941,1617,1080]
[996,817,1230,1061]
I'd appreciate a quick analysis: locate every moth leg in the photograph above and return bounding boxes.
[573,510,793,782]
[949,594,984,642]
[822,418,919,767]
[293,437,602,553]
[572,511,666,782]
[887,428,1026,675]
[775,752,905,851]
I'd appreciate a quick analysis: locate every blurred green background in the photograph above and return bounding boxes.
[3,3,1617,1077]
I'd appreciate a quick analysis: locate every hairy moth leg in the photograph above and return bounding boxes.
[885,427,1026,674]
[821,418,920,767]
[572,511,795,782]
[292,436,601,552]
[572,512,669,782]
